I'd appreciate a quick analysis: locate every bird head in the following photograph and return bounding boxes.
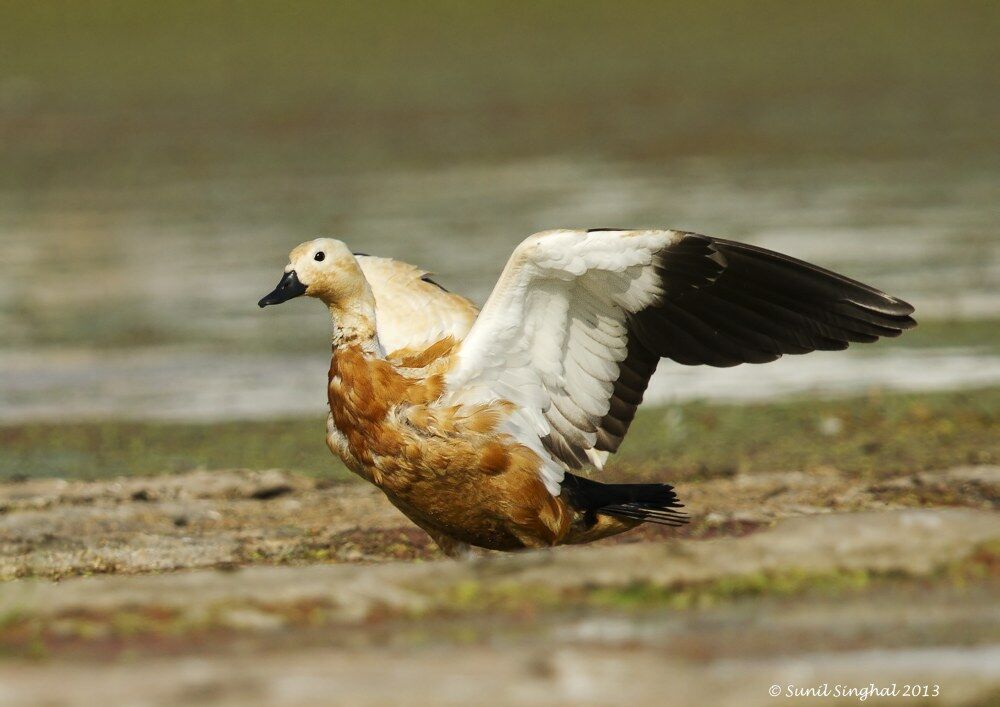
[258,238,366,309]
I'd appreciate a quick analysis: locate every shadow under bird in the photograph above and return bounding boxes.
[258,229,916,556]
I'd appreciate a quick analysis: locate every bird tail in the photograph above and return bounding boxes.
[560,473,689,528]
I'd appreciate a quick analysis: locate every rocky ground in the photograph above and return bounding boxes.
[0,467,998,705]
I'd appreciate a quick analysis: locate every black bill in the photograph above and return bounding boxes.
[258,270,307,308]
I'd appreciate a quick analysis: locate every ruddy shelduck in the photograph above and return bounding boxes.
[259,230,915,555]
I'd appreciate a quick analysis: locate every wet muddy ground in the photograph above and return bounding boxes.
[1,467,997,705]
[1,466,996,579]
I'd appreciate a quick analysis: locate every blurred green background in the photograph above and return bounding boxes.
[3,0,999,178]
[1,1,998,477]
[0,0,1000,174]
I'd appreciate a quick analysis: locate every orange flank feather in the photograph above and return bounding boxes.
[386,335,459,369]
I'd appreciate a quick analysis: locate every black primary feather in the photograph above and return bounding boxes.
[584,232,917,459]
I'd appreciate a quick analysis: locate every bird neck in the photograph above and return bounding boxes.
[328,291,383,356]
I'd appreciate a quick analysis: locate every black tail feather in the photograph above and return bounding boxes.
[599,504,689,527]
[560,473,689,528]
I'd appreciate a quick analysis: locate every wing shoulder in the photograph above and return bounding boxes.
[356,254,478,354]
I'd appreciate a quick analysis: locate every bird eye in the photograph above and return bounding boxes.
[314,252,325,262]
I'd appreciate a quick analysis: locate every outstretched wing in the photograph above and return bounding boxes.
[447,229,916,495]
[355,255,478,355]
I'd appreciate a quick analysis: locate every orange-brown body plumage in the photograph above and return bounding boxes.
[326,343,576,551]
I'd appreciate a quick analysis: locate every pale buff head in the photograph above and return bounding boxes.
[258,238,369,309]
